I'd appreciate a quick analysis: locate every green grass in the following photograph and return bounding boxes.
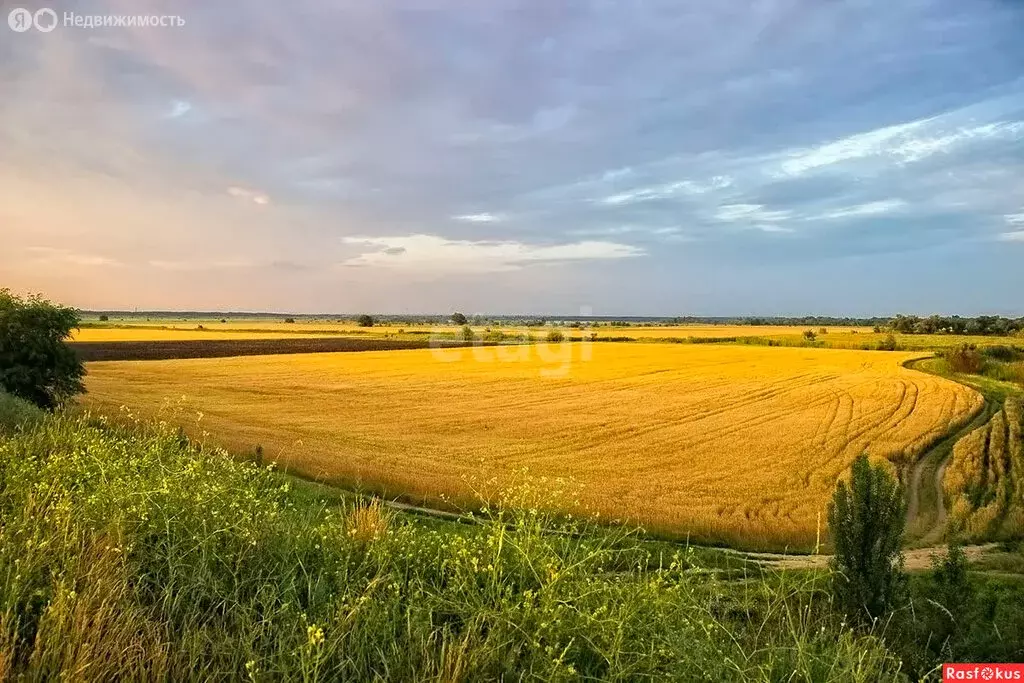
[0,391,43,434]
[0,410,908,681]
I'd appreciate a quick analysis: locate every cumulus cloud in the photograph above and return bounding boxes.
[341,234,644,272]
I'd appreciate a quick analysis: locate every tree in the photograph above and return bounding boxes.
[828,453,907,627]
[356,314,374,328]
[546,329,565,343]
[98,314,109,322]
[0,290,85,409]
[803,329,817,341]
[451,312,468,325]
[460,325,474,342]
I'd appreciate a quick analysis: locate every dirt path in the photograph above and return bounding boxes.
[744,543,999,571]
[902,360,995,546]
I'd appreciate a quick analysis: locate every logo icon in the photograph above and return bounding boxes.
[7,7,32,32]
[34,8,57,32]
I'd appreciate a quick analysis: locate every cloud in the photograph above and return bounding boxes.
[999,231,1024,242]
[149,259,254,271]
[810,199,907,221]
[453,213,502,223]
[1006,213,1024,226]
[341,234,644,273]
[775,118,1024,178]
[600,176,732,206]
[715,204,793,224]
[26,247,119,267]
[166,100,192,119]
[227,187,270,205]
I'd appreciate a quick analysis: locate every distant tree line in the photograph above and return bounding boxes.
[888,314,1023,336]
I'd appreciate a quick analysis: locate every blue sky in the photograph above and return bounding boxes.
[2,0,1022,315]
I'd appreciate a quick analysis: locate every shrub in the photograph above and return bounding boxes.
[828,454,907,627]
[356,314,374,327]
[944,344,985,374]
[98,314,109,322]
[284,317,297,324]
[450,312,467,325]
[803,330,817,341]
[0,290,85,409]
[876,334,898,351]
[546,329,565,343]
[981,345,1024,363]
[0,391,43,433]
[460,325,475,342]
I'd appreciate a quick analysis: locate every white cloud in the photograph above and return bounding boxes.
[715,203,792,223]
[998,230,1024,242]
[776,117,1024,178]
[600,176,732,205]
[810,199,907,220]
[227,186,270,205]
[166,99,192,119]
[341,234,644,273]
[452,213,502,223]
[1005,212,1024,225]
[26,246,119,267]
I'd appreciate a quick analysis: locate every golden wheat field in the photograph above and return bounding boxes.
[82,343,982,549]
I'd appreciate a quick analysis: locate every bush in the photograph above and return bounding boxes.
[460,325,474,342]
[803,330,817,341]
[0,391,43,433]
[0,290,85,409]
[944,344,985,374]
[828,454,907,627]
[981,345,1024,362]
[546,329,565,343]
[450,312,467,325]
[98,314,109,322]
[284,317,296,324]
[356,314,374,328]
[876,334,898,351]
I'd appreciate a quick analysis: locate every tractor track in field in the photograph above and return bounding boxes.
[902,358,1001,547]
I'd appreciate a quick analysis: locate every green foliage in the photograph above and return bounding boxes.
[0,412,904,681]
[450,312,468,325]
[0,391,43,434]
[827,454,907,626]
[902,546,1024,673]
[0,289,85,408]
[546,329,565,343]
[460,324,475,342]
[943,344,985,374]
[803,329,817,341]
[876,334,898,351]
[98,314,109,322]
[356,314,374,327]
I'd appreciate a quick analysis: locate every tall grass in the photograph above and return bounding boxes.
[0,411,903,681]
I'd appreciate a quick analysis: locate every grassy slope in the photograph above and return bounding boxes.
[0,407,906,681]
